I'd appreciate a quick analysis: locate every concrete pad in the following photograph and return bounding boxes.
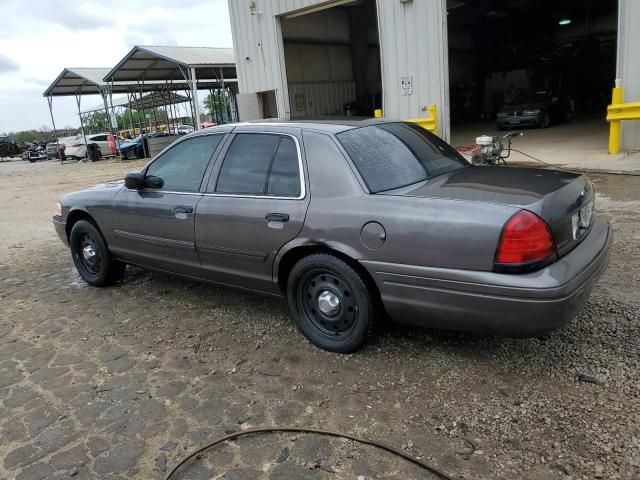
[451,114,640,173]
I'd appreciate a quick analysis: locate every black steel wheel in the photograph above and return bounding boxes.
[541,112,551,128]
[287,253,376,353]
[69,220,125,286]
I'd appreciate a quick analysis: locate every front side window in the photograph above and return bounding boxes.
[336,123,468,193]
[145,135,222,192]
[215,133,301,197]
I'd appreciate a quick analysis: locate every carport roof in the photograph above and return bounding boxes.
[43,68,113,97]
[43,65,237,98]
[103,45,236,83]
[82,91,190,114]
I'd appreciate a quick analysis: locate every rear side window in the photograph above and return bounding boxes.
[215,133,301,197]
[267,137,300,196]
[337,123,468,193]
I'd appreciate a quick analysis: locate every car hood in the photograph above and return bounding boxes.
[60,180,124,204]
[499,102,548,113]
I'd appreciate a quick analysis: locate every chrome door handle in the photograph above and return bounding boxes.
[173,205,193,214]
[265,213,289,222]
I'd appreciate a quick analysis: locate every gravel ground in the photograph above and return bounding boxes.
[0,158,638,480]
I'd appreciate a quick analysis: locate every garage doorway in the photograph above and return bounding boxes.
[447,0,618,158]
[280,0,382,119]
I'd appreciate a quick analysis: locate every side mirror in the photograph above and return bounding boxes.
[143,175,164,189]
[124,171,144,189]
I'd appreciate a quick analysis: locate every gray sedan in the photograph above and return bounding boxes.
[53,120,611,352]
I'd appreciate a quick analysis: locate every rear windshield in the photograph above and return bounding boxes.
[336,122,468,193]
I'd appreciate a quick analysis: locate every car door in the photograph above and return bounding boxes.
[195,130,309,293]
[110,134,225,276]
[88,135,109,155]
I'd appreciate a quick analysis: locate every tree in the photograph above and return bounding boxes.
[83,111,110,133]
[204,89,230,124]
[14,130,42,143]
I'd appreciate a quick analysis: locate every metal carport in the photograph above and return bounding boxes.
[102,46,237,130]
[43,68,123,162]
[81,91,191,138]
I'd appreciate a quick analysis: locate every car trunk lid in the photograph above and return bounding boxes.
[380,166,595,257]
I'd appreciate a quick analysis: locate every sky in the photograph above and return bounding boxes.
[0,0,233,134]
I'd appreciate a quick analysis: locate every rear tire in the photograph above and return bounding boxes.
[69,220,125,286]
[541,112,551,128]
[286,254,377,353]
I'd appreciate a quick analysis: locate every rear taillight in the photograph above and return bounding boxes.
[71,143,82,147]
[495,210,555,272]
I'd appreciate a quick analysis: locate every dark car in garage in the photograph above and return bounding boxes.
[53,120,610,353]
[496,91,573,129]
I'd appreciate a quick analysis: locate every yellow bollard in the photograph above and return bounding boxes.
[428,104,438,134]
[374,108,382,118]
[609,86,623,154]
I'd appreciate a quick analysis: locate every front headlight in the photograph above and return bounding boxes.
[523,109,541,115]
[55,202,62,217]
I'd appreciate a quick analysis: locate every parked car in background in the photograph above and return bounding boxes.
[46,139,68,160]
[0,136,21,157]
[496,91,573,129]
[169,125,194,135]
[119,132,168,159]
[65,133,115,160]
[53,120,610,353]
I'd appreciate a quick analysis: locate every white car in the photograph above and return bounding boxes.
[169,125,195,135]
[65,133,114,159]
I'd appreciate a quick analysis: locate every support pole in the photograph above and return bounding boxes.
[75,94,89,156]
[100,88,117,161]
[220,67,228,124]
[152,95,159,133]
[137,81,149,158]
[190,67,201,130]
[107,84,122,162]
[46,96,64,164]
[127,89,135,138]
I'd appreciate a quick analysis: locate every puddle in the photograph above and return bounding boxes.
[69,268,88,289]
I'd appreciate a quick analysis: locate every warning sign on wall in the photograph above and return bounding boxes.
[401,76,413,96]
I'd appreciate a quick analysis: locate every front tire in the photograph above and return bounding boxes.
[69,220,125,286]
[286,254,377,353]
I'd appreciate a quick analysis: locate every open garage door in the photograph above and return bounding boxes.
[447,0,618,163]
[280,0,382,119]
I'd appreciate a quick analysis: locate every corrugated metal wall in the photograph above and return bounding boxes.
[288,80,356,117]
[228,0,449,138]
[618,0,640,150]
[376,0,449,139]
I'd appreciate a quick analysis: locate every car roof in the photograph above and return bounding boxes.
[189,118,402,136]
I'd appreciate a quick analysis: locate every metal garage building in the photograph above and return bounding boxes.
[228,0,640,150]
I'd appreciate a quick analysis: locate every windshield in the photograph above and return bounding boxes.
[511,92,549,104]
[336,122,468,193]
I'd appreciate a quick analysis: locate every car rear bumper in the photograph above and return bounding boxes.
[52,215,69,247]
[361,215,611,337]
